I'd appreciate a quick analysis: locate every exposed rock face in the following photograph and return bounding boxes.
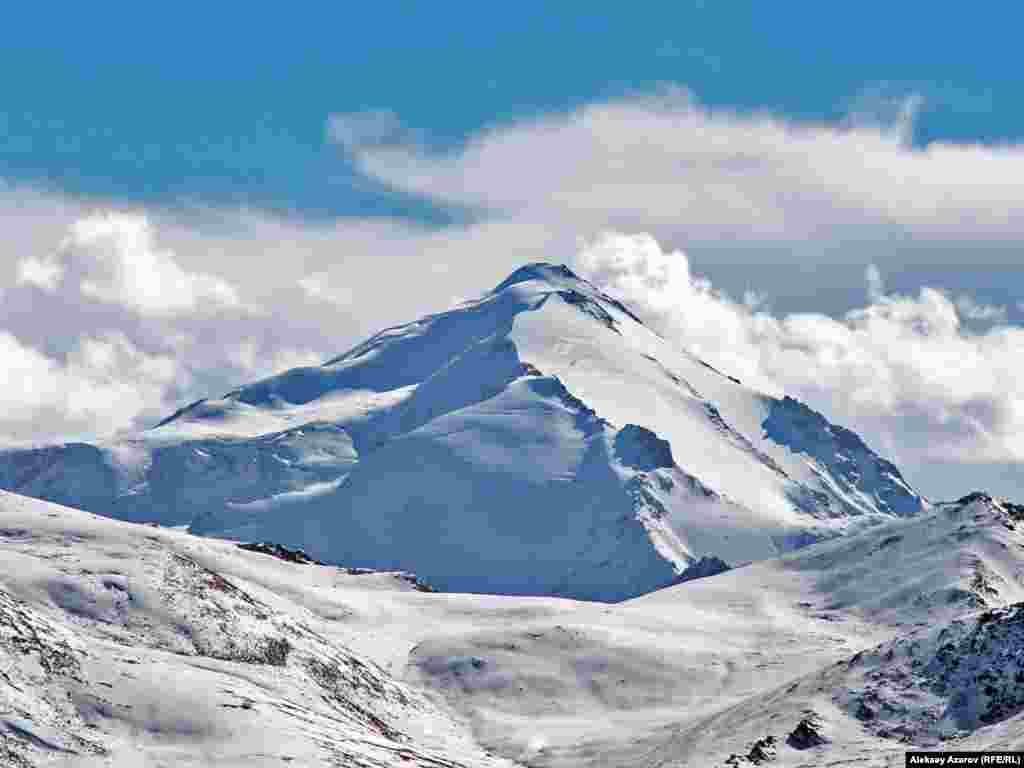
[673,555,731,585]
[236,542,436,591]
[957,491,1024,522]
[786,715,828,749]
[762,396,924,517]
[613,424,675,471]
[724,735,777,765]
[746,735,776,764]
[834,601,1024,744]
[237,541,325,565]
[557,289,621,333]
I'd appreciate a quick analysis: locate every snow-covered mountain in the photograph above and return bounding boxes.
[2,488,1022,767]
[0,264,926,600]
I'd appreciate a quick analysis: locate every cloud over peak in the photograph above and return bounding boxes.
[573,231,1024,471]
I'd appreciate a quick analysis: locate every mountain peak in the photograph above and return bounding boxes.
[493,262,584,292]
[493,261,648,327]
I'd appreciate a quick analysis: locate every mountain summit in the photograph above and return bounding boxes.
[0,263,926,599]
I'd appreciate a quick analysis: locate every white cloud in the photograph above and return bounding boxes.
[18,212,240,314]
[0,323,326,444]
[0,332,61,415]
[227,338,322,374]
[0,210,334,444]
[0,331,181,441]
[336,89,1024,256]
[16,255,64,291]
[327,110,412,150]
[298,271,352,306]
[573,232,1024,469]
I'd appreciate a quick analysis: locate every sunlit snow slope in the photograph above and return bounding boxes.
[0,264,926,600]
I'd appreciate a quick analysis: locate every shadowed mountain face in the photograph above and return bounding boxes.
[762,396,922,517]
[0,263,926,600]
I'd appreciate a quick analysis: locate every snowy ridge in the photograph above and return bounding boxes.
[0,263,926,599]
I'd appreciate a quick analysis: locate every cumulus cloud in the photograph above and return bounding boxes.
[18,212,239,314]
[572,232,1024,472]
[0,210,326,443]
[0,331,180,442]
[16,255,63,291]
[0,326,323,445]
[0,319,325,444]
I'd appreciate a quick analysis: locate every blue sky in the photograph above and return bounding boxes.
[1,5,1023,500]
[2,4,1020,216]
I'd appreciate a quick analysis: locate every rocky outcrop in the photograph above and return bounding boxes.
[237,541,325,565]
[673,555,731,585]
[786,714,828,749]
[613,424,675,471]
[834,601,1024,743]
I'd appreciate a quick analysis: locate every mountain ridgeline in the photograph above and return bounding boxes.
[0,263,926,600]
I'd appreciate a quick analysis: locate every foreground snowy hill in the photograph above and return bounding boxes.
[0,490,516,767]
[0,264,926,599]
[2,489,1022,767]
[404,492,1024,766]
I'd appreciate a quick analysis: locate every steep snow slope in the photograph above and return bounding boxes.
[0,263,926,599]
